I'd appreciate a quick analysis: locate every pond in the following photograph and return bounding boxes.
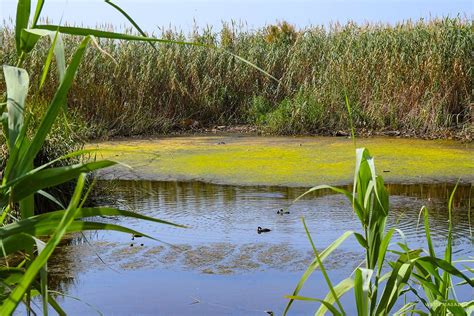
[16,136,471,315]
[41,180,472,315]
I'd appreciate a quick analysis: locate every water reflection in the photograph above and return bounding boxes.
[93,180,472,248]
[45,180,472,313]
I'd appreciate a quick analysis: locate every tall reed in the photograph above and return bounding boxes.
[1,18,471,138]
[284,148,473,315]
[0,0,193,313]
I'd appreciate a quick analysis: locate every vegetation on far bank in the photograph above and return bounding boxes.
[1,17,472,141]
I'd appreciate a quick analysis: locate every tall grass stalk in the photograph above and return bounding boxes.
[1,17,471,138]
[0,0,221,313]
[285,149,473,315]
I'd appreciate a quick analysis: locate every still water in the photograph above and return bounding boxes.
[39,180,472,315]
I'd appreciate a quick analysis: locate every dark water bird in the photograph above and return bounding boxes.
[277,209,290,215]
[258,227,271,234]
[131,234,143,240]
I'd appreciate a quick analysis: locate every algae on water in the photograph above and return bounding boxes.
[90,136,474,186]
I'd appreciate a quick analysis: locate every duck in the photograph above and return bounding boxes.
[277,209,290,215]
[131,234,143,240]
[258,226,271,234]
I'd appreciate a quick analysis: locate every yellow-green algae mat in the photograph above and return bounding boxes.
[89,136,473,186]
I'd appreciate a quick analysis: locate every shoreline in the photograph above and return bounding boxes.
[89,135,474,187]
[91,124,473,143]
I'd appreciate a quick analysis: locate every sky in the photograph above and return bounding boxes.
[1,0,472,33]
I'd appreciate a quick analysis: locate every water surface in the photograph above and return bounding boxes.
[42,180,472,315]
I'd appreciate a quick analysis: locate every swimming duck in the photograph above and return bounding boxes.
[277,209,290,215]
[258,226,271,234]
[132,234,143,240]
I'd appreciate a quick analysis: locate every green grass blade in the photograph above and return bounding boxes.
[19,27,66,88]
[415,260,443,285]
[2,115,30,185]
[354,232,368,249]
[315,277,355,316]
[283,230,354,315]
[442,181,458,299]
[294,184,364,222]
[19,190,34,220]
[416,257,473,287]
[35,238,48,316]
[74,207,185,227]
[1,148,103,190]
[35,25,205,47]
[19,28,49,53]
[392,302,427,316]
[50,31,65,82]
[39,30,60,90]
[37,190,65,209]
[104,0,156,52]
[0,207,183,240]
[377,228,395,276]
[220,50,279,82]
[3,65,29,150]
[294,185,353,203]
[45,293,66,316]
[0,233,35,257]
[411,270,443,298]
[60,221,159,240]
[34,25,278,82]
[31,0,44,27]
[354,268,373,316]
[353,148,370,217]
[422,206,436,258]
[18,36,91,172]
[376,261,414,315]
[344,94,356,148]
[0,174,86,314]
[354,269,365,316]
[11,160,116,203]
[302,218,344,314]
[431,299,468,315]
[15,0,31,55]
[47,290,102,316]
[284,296,342,315]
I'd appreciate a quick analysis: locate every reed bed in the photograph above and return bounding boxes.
[1,17,472,138]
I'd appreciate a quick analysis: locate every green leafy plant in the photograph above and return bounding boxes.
[284,148,473,315]
[1,1,279,314]
[0,0,197,314]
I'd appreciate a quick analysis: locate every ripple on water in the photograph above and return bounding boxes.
[47,180,473,294]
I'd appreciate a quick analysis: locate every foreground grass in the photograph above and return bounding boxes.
[1,17,472,139]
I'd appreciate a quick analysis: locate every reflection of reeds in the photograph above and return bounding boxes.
[1,18,471,137]
[97,179,472,208]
